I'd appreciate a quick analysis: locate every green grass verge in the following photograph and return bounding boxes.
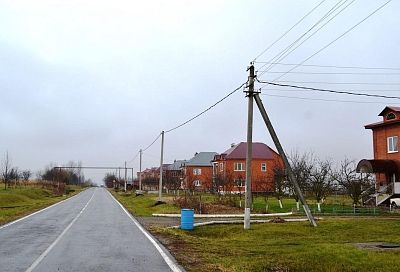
[110,190,180,217]
[156,218,400,272]
[0,185,85,225]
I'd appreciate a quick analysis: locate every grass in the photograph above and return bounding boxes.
[0,184,85,225]
[110,190,180,216]
[156,218,400,272]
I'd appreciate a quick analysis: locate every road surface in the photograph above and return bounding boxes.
[0,188,182,272]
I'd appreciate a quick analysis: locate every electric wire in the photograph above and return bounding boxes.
[254,61,400,71]
[256,79,400,99]
[260,93,400,104]
[262,88,400,92]
[257,71,400,75]
[253,0,327,62]
[164,81,248,133]
[269,0,392,82]
[258,0,352,76]
[263,80,400,86]
[142,133,162,152]
[128,151,140,164]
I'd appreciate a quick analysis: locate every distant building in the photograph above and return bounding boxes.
[357,106,400,205]
[213,142,283,193]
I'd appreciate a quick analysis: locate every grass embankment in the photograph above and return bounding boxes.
[110,190,180,217]
[156,218,400,272]
[0,185,85,225]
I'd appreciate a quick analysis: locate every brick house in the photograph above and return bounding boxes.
[357,106,400,205]
[182,152,217,191]
[213,142,283,193]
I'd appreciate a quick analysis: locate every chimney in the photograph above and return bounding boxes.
[231,143,235,148]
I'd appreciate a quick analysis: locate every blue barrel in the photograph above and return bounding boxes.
[181,209,194,230]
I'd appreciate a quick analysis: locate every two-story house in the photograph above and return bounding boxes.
[357,106,400,205]
[213,142,283,193]
[183,152,217,191]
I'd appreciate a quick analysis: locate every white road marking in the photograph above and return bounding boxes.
[107,190,183,272]
[25,189,96,272]
[0,189,86,231]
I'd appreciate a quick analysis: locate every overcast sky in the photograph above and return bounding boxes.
[1,0,399,184]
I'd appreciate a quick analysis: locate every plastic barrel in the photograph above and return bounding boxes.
[180,209,194,230]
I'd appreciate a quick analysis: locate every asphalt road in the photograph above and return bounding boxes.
[0,188,182,272]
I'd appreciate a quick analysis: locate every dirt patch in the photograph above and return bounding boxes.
[202,203,242,214]
[354,242,400,251]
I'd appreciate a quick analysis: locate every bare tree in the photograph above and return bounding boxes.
[2,152,11,190]
[289,151,314,210]
[273,164,287,209]
[335,158,374,206]
[22,170,32,183]
[309,159,334,212]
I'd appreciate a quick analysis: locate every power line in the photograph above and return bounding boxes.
[142,133,162,152]
[254,61,400,71]
[164,82,248,133]
[128,151,140,164]
[261,88,400,92]
[258,0,352,76]
[271,0,392,82]
[253,0,327,62]
[257,71,400,75]
[260,93,400,104]
[260,0,356,75]
[257,79,400,99]
[265,80,400,86]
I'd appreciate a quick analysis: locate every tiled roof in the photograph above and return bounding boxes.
[221,142,278,160]
[185,152,217,167]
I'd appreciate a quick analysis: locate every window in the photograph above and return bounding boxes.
[388,136,398,153]
[193,168,202,175]
[193,180,201,187]
[387,112,396,120]
[261,163,267,172]
[234,162,245,171]
[235,179,245,187]
[219,162,224,172]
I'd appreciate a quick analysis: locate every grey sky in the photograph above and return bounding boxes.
[0,0,399,184]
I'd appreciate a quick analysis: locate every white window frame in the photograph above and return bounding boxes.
[388,136,398,153]
[261,163,267,172]
[193,168,202,175]
[193,180,201,187]
[219,162,224,172]
[234,162,245,171]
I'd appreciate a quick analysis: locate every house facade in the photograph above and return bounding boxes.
[182,152,217,191]
[357,106,400,205]
[213,142,283,193]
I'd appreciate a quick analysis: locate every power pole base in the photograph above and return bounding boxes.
[244,208,251,229]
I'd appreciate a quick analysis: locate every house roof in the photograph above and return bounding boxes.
[357,159,400,175]
[220,142,278,160]
[378,106,400,116]
[166,160,187,171]
[365,119,400,129]
[185,152,217,167]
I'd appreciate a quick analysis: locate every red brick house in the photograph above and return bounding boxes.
[213,142,283,193]
[357,106,400,205]
[182,152,217,191]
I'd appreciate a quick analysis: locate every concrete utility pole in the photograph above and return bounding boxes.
[139,149,143,192]
[253,94,317,227]
[124,161,127,192]
[244,64,255,230]
[158,131,165,202]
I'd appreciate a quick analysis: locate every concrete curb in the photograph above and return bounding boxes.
[153,212,293,218]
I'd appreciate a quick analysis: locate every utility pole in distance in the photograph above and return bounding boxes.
[124,161,127,192]
[244,63,255,230]
[139,149,143,192]
[253,94,317,227]
[157,131,165,203]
